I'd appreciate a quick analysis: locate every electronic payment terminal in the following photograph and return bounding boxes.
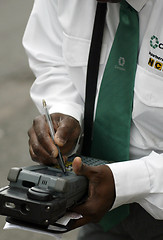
[0,155,109,228]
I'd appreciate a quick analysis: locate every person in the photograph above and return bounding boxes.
[23,0,163,239]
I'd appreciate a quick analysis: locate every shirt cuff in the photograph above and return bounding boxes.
[108,153,154,210]
[49,104,83,125]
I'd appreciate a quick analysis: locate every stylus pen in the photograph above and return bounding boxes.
[42,99,66,174]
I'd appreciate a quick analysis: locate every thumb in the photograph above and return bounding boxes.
[72,157,93,179]
[54,116,74,146]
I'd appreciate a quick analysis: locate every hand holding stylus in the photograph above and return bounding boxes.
[28,103,81,167]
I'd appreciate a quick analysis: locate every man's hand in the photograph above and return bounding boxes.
[28,113,81,165]
[68,157,115,230]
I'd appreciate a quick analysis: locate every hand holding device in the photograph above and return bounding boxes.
[0,155,113,230]
[67,157,116,230]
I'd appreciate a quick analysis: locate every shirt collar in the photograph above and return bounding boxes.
[126,0,149,12]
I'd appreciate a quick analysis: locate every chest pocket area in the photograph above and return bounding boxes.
[132,65,163,149]
[62,32,107,101]
[62,32,107,67]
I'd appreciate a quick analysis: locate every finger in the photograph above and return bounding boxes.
[70,200,93,216]
[72,157,83,173]
[69,198,104,229]
[72,157,95,179]
[33,116,59,158]
[29,140,55,165]
[67,216,91,231]
[28,127,57,165]
[28,127,49,158]
[29,142,38,162]
[54,115,80,147]
[71,198,106,224]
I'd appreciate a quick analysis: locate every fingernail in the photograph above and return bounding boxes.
[51,150,58,158]
[73,157,82,173]
[75,157,82,165]
[55,134,66,145]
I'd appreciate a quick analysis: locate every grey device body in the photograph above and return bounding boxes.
[0,156,109,227]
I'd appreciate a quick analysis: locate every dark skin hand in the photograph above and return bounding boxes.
[67,157,115,230]
[28,113,81,165]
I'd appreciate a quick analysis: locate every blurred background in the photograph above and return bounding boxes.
[0,0,78,239]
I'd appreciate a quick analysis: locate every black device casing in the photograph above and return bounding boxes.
[0,165,88,227]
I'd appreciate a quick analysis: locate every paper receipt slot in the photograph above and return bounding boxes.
[0,156,108,228]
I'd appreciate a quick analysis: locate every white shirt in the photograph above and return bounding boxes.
[23,0,163,220]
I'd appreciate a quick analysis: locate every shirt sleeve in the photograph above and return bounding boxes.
[108,151,163,219]
[22,0,84,123]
